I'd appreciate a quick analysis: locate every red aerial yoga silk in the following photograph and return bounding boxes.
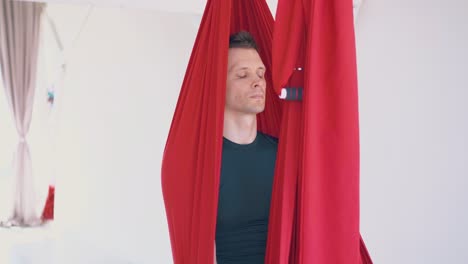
[161,0,373,263]
[266,0,372,263]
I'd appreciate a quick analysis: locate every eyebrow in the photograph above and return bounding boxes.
[231,66,266,72]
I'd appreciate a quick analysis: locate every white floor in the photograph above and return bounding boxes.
[0,223,134,264]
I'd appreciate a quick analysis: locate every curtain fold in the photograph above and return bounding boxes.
[162,1,278,262]
[162,0,231,262]
[0,0,45,226]
[267,0,373,262]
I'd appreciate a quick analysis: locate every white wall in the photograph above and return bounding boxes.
[356,0,468,263]
[53,5,201,263]
[38,4,199,263]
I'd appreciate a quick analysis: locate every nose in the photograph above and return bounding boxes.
[252,76,265,89]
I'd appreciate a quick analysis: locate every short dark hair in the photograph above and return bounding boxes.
[229,31,258,51]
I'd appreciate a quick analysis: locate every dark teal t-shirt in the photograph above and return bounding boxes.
[216,131,278,264]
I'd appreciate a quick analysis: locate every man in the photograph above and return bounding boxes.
[215,31,278,263]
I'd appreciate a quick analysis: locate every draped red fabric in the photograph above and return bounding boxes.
[162,1,279,263]
[41,185,55,221]
[266,0,373,262]
[161,0,372,263]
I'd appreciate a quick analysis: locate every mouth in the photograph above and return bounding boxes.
[249,94,265,99]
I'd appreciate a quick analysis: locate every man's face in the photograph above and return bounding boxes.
[225,48,266,115]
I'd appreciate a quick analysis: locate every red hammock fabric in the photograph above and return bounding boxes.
[266,0,372,263]
[161,0,372,263]
[41,185,55,221]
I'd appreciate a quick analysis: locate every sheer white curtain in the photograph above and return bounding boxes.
[0,0,45,227]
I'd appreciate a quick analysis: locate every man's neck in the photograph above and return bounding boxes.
[223,111,257,144]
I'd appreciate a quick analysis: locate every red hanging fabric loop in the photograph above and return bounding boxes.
[162,0,372,263]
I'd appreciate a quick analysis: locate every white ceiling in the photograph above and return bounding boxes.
[26,0,364,25]
[28,0,279,15]
[28,0,364,19]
